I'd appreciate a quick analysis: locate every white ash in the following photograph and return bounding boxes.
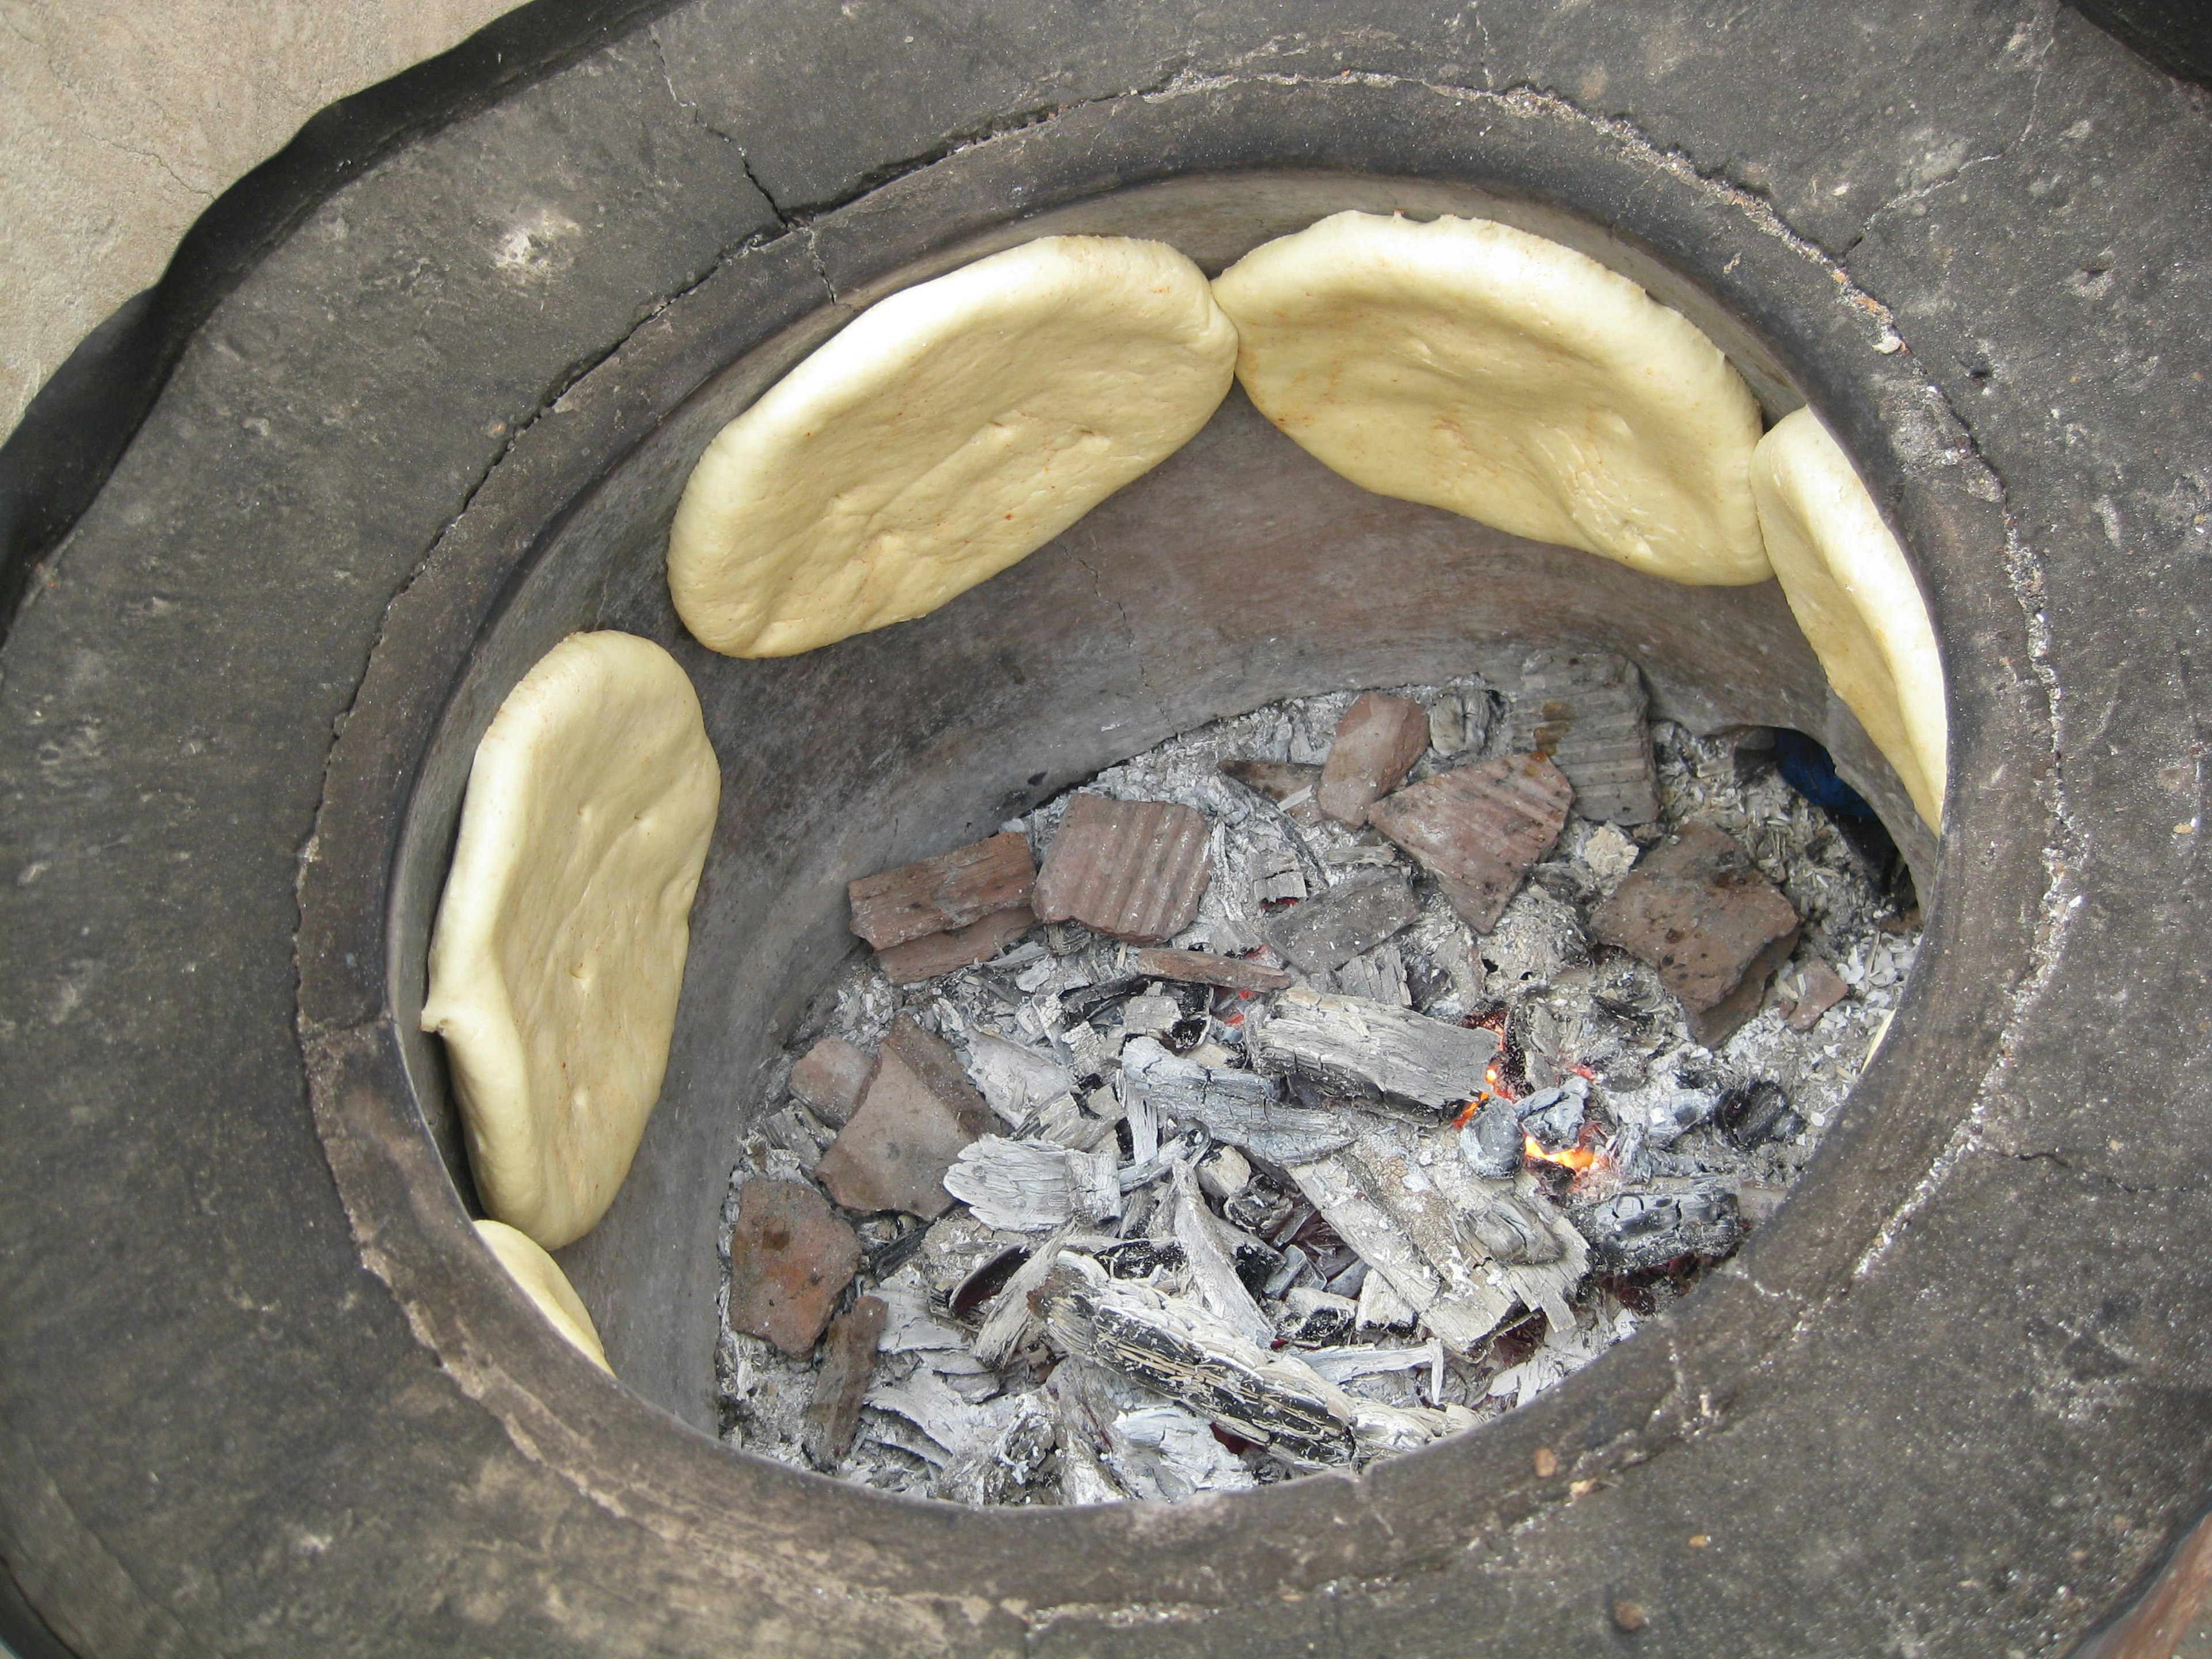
[719,679,1922,1505]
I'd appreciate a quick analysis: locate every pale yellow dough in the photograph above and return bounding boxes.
[1752,408,1948,828]
[667,235,1238,657]
[1212,211,1770,585]
[474,1218,612,1371]
[421,631,720,1248]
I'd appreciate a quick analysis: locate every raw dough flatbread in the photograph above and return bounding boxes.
[421,631,719,1248]
[1212,211,1770,585]
[474,1219,612,1372]
[668,234,1238,657]
[1752,408,1948,827]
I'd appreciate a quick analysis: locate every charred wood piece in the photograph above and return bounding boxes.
[1037,1263,1357,1465]
[1121,1036,1355,1165]
[1715,1080,1802,1150]
[1573,1188,1743,1274]
[1255,987,1499,1113]
[1264,869,1419,977]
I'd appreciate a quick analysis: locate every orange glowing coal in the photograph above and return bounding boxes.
[1523,1134,1598,1173]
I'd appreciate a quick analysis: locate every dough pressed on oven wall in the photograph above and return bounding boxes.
[421,631,720,1249]
[1752,408,1948,828]
[1212,211,1771,587]
[668,234,1238,658]
[474,1219,612,1371]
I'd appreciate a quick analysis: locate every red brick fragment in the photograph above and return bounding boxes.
[790,1036,873,1126]
[815,1016,994,1217]
[1589,823,1801,1047]
[1317,693,1431,824]
[1369,753,1573,932]
[847,831,1035,950]
[1508,651,1659,825]
[804,1294,888,1469]
[726,1179,860,1356]
[1785,957,1850,1032]
[1032,795,1211,944]
[1131,947,1293,993]
[876,907,1036,984]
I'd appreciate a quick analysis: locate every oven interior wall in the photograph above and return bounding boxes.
[385,177,1923,1429]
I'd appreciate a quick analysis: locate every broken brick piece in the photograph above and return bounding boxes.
[790,1036,874,1127]
[726,1179,861,1356]
[1508,650,1660,825]
[876,907,1036,984]
[847,831,1035,950]
[803,1294,887,1469]
[1589,823,1801,1047]
[1131,947,1293,993]
[1317,693,1431,824]
[1785,957,1850,1031]
[1369,753,1573,933]
[1264,868,1418,977]
[1032,794,1211,943]
[816,1015,994,1217]
[1220,759,1324,826]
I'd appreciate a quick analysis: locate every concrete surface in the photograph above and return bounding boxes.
[0,0,524,438]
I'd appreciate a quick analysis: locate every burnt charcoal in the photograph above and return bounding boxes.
[1318,692,1431,824]
[1715,1081,1802,1150]
[863,1220,930,1282]
[942,1137,1122,1232]
[849,831,1036,949]
[876,907,1037,984]
[1033,794,1212,943]
[1093,1238,1187,1279]
[1573,1188,1743,1274]
[1198,1146,1252,1201]
[790,1035,874,1127]
[1165,1015,1210,1054]
[816,1015,994,1218]
[727,1180,861,1356]
[1062,976,1143,1028]
[949,1246,1029,1318]
[1121,1037,1357,1165]
[1509,649,1660,824]
[1171,1163,1274,1344]
[1588,823,1801,1047]
[802,1295,887,1469]
[1461,1098,1524,1179]
[1225,1179,1295,1238]
[1131,946,1293,993]
[1280,1286,1358,1345]
[1037,1266,1357,1464]
[1253,987,1499,1112]
[1517,1076,1589,1147]
[1368,753,1574,932]
[1468,1192,1566,1266]
[1335,942,1410,1007]
[1264,868,1420,976]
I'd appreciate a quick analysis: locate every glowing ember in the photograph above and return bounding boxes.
[1524,1134,1599,1173]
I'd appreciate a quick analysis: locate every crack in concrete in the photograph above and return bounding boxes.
[1838,2,2056,261]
